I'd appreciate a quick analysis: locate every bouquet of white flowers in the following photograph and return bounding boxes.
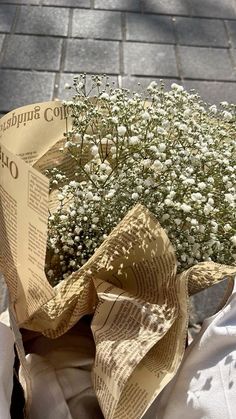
[1,76,236,419]
[45,74,236,286]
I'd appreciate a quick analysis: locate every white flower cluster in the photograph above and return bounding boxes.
[45,75,236,285]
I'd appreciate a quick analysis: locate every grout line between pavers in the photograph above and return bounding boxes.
[0,31,234,50]
[223,20,232,47]
[0,2,20,66]
[53,6,73,99]
[172,17,183,81]
[1,67,236,85]
[140,0,144,13]
[119,12,126,76]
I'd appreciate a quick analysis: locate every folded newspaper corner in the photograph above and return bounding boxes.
[0,101,235,419]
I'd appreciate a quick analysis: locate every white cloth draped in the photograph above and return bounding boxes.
[0,280,236,419]
[144,279,236,419]
[0,311,14,419]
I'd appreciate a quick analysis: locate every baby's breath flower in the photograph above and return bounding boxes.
[180,204,192,213]
[230,235,236,246]
[131,192,139,200]
[117,125,126,136]
[45,74,236,285]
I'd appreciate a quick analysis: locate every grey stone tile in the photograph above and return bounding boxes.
[0,69,55,112]
[124,43,178,77]
[15,6,69,36]
[95,0,141,12]
[121,76,180,93]
[43,0,89,6]
[0,35,5,51]
[175,17,229,47]
[72,9,122,40]
[58,73,118,100]
[2,35,62,71]
[126,13,175,43]
[183,79,236,104]
[65,39,120,74]
[226,21,236,48]
[143,0,191,16]
[190,0,236,19]
[178,46,236,80]
[0,5,16,32]
[1,1,39,4]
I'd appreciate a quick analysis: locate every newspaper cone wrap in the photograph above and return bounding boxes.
[0,102,235,419]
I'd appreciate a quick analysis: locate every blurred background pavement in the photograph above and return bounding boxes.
[1,0,236,114]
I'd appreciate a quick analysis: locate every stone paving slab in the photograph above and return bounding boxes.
[190,0,236,19]
[178,46,236,80]
[0,69,55,112]
[126,13,175,44]
[183,79,236,104]
[94,0,141,12]
[143,0,192,16]
[43,0,90,6]
[64,38,120,74]
[0,4,16,32]
[175,17,229,47]
[124,42,178,77]
[15,6,70,36]
[2,34,62,71]
[72,9,122,40]
[1,0,39,4]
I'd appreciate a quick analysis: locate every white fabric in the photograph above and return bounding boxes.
[23,322,103,419]
[0,311,15,419]
[144,279,236,419]
[1,281,236,419]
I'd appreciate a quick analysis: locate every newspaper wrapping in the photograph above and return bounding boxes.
[0,102,235,419]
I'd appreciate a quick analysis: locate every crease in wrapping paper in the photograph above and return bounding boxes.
[0,101,235,419]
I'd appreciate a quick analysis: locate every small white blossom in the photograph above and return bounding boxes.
[225,194,235,204]
[158,143,166,152]
[118,125,126,136]
[230,235,236,246]
[100,92,110,100]
[142,111,150,120]
[90,145,98,156]
[171,83,184,92]
[147,81,158,91]
[129,136,140,145]
[156,127,165,135]
[131,192,139,200]
[198,182,206,190]
[224,224,231,232]
[204,203,214,215]
[112,116,118,124]
[153,160,163,171]
[180,204,192,212]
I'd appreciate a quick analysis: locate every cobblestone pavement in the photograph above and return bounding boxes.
[1,0,236,114]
